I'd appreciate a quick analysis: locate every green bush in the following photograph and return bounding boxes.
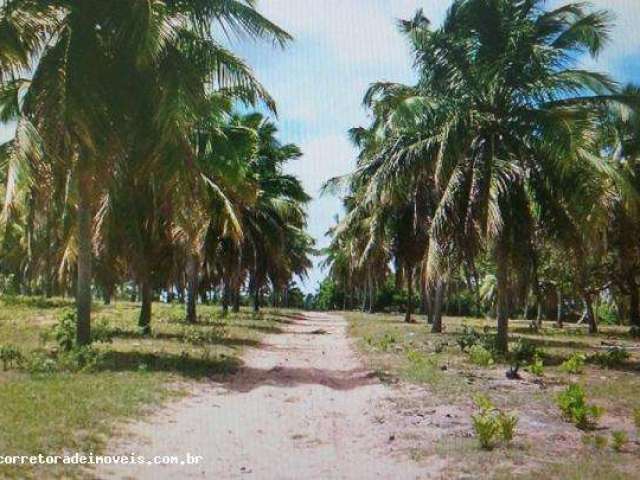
[611,431,628,452]
[457,325,481,351]
[25,351,57,375]
[471,395,518,449]
[527,354,545,376]
[497,412,518,442]
[51,310,77,352]
[0,344,23,371]
[560,353,586,374]
[591,347,630,368]
[469,345,494,367]
[556,384,603,430]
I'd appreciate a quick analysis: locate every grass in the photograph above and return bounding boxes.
[0,296,291,479]
[345,311,640,479]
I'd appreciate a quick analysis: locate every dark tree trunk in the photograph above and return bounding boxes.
[431,280,446,333]
[76,169,92,346]
[232,288,241,313]
[253,286,261,313]
[138,280,152,335]
[583,294,598,334]
[222,279,230,315]
[556,288,563,328]
[404,265,414,323]
[629,280,640,327]
[495,247,510,353]
[186,254,199,323]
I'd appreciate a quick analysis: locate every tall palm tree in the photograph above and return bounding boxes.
[345,1,623,351]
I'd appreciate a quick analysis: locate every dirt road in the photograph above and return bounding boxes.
[97,312,430,480]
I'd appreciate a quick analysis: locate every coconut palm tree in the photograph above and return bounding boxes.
[343,1,624,351]
[0,0,291,342]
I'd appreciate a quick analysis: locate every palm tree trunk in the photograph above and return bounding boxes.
[232,288,241,313]
[582,294,598,334]
[405,265,414,323]
[253,286,261,313]
[138,280,152,335]
[221,278,230,315]
[495,247,510,353]
[629,280,640,327]
[186,254,199,323]
[76,169,93,346]
[556,288,563,328]
[431,280,446,333]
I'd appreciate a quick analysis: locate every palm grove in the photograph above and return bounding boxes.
[0,1,313,343]
[320,0,640,352]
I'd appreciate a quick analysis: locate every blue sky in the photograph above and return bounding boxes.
[2,0,639,294]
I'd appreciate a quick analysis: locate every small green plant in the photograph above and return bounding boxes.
[556,384,603,430]
[52,310,77,352]
[406,348,426,366]
[457,325,481,351]
[25,351,57,375]
[468,344,494,367]
[527,354,545,377]
[633,407,640,433]
[591,347,630,368]
[508,339,542,377]
[583,433,609,450]
[611,431,628,452]
[559,353,586,374]
[59,346,102,372]
[472,410,501,450]
[377,332,397,352]
[497,412,518,442]
[90,319,115,344]
[0,344,23,370]
[471,395,518,449]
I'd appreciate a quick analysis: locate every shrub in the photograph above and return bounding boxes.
[458,325,481,351]
[527,354,545,377]
[556,384,603,430]
[471,395,518,449]
[472,410,501,450]
[497,412,518,442]
[25,351,57,375]
[591,347,630,368]
[0,344,23,371]
[611,431,628,452]
[58,346,102,372]
[509,339,542,377]
[377,332,397,352]
[469,345,494,367]
[560,353,586,374]
[91,319,115,344]
[633,407,640,433]
[52,310,77,352]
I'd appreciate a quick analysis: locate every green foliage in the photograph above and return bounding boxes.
[583,433,609,450]
[596,303,620,326]
[51,310,77,352]
[611,431,628,452]
[472,410,502,450]
[591,347,630,368]
[0,344,23,371]
[181,322,228,360]
[556,384,603,430]
[497,412,518,442]
[457,325,481,351]
[24,351,57,375]
[471,394,518,449]
[560,353,587,374]
[468,344,494,367]
[527,354,545,377]
[633,407,640,432]
[91,319,115,344]
[366,332,398,352]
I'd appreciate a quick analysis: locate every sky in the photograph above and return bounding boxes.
[2,0,640,294]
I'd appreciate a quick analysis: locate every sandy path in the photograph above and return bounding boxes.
[97,312,429,480]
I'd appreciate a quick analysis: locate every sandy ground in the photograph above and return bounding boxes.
[96,312,434,480]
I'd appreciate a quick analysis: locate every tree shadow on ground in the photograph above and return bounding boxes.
[107,329,263,349]
[98,350,242,379]
[222,365,378,393]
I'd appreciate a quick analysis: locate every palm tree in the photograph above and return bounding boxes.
[1,0,291,341]
[346,1,623,351]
